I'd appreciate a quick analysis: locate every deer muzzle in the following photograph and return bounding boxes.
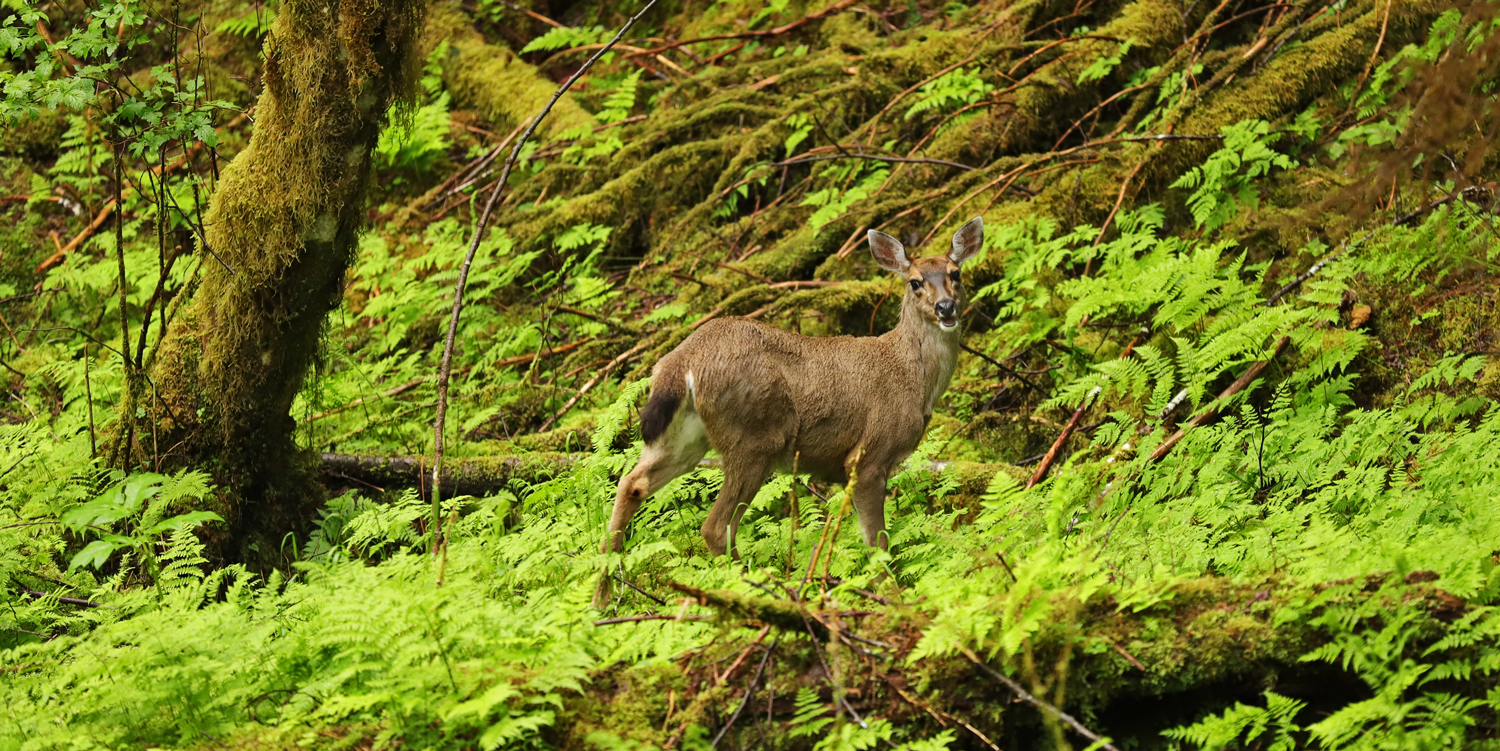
[935,299,958,329]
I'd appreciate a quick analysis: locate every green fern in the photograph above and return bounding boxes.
[214,2,277,37]
[520,24,606,54]
[903,67,994,124]
[1170,120,1296,232]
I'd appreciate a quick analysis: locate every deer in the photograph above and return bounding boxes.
[595,217,984,606]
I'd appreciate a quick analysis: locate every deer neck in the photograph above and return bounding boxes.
[888,295,961,416]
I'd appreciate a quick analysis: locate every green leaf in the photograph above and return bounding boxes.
[68,538,124,570]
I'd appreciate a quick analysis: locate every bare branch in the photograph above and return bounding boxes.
[430,0,660,558]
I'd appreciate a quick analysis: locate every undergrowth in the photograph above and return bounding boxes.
[4,0,1500,748]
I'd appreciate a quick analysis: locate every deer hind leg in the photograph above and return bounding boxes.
[602,405,709,555]
[702,454,772,560]
[850,461,892,550]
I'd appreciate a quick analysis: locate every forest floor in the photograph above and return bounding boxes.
[3,0,1500,748]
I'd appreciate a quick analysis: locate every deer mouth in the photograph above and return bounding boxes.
[938,316,959,330]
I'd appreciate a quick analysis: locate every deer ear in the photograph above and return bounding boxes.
[868,230,909,273]
[948,216,984,265]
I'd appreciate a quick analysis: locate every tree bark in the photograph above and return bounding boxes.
[148,0,429,565]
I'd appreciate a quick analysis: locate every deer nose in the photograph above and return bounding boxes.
[935,299,957,319]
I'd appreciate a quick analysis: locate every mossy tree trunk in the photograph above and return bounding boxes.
[148,0,429,565]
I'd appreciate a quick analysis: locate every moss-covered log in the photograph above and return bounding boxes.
[320,450,1016,500]
[147,0,430,565]
[320,450,574,496]
[427,2,596,139]
[564,573,1478,748]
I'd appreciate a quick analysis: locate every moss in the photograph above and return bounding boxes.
[1179,1,1445,139]
[426,2,595,140]
[510,422,596,453]
[558,662,690,748]
[505,136,752,259]
[547,574,1473,749]
[0,109,66,157]
[984,0,1189,158]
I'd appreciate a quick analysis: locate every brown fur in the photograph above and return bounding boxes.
[596,218,984,606]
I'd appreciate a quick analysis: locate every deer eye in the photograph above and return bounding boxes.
[908,279,922,291]
[949,270,961,283]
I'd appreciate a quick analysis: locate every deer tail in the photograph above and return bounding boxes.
[640,359,691,445]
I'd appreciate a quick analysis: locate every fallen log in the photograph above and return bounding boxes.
[318,451,1016,499]
[319,451,575,496]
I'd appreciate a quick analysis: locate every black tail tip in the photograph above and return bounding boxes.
[639,389,682,444]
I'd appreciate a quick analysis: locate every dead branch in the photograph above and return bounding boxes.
[961,343,1042,394]
[20,588,104,608]
[319,451,576,496]
[36,111,250,275]
[769,152,974,171]
[861,55,978,139]
[36,200,117,274]
[496,0,564,28]
[431,0,659,553]
[668,581,829,640]
[959,645,1121,751]
[630,0,860,58]
[536,337,654,432]
[303,377,426,424]
[1145,335,1291,463]
[710,638,779,748]
[1027,386,1098,489]
[593,613,711,625]
[1262,237,1363,306]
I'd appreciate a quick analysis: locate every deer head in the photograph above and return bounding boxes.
[867,216,984,332]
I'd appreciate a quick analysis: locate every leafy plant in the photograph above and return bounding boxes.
[1170,120,1296,232]
[61,470,219,573]
[520,24,606,54]
[801,161,888,230]
[215,2,277,37]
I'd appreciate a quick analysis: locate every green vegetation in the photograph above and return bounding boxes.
[3,0,1499,748]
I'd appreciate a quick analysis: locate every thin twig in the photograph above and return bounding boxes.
[37,200,116,274]
[302,377,426,424]
[537,339,653,432]
[20,588,104,608]
[717,626,773,685]
[769,152,974,171]
[710,638,779,748]
[631,0,858,58]
[861,55,977,139]
[498,0,564,28]
[1094,155,1149,248]
[593,613,711,625]
[1262,238,1360,306]
[1145,335,1291,463]
[613,573,667,606]
[1111,641,1146,671]
[884,673,1001,751]
[430,0,659,558]
[961,343,1041,394]
[1346,0,1392,114]
[959,645,1120,751]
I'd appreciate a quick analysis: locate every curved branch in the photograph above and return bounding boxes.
[430,0,659,554]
